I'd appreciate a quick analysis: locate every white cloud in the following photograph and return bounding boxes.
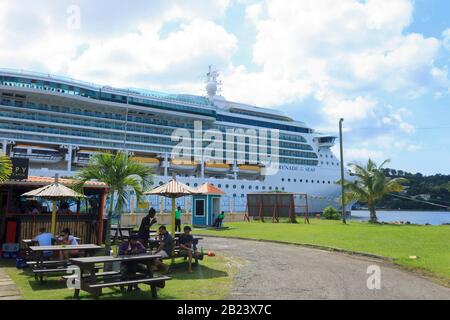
[343,148,385,162]
[0,1,236,90]
[443,28,450,51]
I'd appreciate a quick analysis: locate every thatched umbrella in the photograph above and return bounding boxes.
[145,177,196,263]
[22,174,86,234]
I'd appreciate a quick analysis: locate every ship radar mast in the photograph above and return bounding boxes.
[205,65,222,99]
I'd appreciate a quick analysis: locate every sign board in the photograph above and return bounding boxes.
[138,202,149,210]
[10,158,29,180]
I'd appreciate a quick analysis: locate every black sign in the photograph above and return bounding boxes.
[10,157,29,180]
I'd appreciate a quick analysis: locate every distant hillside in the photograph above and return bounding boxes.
[357,169,450,211]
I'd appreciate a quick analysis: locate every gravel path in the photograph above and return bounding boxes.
[203,237,450,300]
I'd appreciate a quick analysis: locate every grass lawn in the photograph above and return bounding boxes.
[195,220,450,286]
[1,253,241,300]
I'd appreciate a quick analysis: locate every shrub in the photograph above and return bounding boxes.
[322,206,341,220]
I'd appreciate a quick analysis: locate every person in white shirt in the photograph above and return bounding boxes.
[59,228,80,260]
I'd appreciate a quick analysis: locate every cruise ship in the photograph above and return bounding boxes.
[0,67,353,213]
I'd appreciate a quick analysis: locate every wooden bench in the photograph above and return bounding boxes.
[88,276,171,299]
[33,265,101,283]
[62,271,121,280]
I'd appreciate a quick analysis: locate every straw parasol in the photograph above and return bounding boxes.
[145,177,196,263]
[22,174,86,234]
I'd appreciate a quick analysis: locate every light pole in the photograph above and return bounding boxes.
[339,118,346,224]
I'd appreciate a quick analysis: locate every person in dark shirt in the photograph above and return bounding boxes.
[119,234,146,256]
[179,226,200,273]
[138,208,157,247]
[213,211,225,228]
[153,225,172,273]
[119,235,147,287]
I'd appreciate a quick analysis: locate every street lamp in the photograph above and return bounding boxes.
[339,118,346,224]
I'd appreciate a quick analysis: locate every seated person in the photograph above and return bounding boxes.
[59,228,80,260]
[179,226,200,273]
[152,225,172,273]
[118,234,146,256]
[119,235,147,284]
[137,207,157,247]
[33,227,54,258]
[213,211,225,228]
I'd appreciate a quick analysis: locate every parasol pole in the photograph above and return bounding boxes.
[171,197,176,264]
[51,173,59,234]
[51,199,57,234]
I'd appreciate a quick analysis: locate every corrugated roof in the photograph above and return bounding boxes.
[5,176,107,188]
[195,183,226,195]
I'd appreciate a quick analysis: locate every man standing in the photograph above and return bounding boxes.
[138,207,157,247]
[175,206,182,233]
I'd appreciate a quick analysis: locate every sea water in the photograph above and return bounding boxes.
[350,210,450,225]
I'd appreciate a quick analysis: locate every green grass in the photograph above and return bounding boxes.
[195,220,450,286]
[1,254,241,300]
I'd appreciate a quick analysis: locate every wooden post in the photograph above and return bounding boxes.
[171,197,176,264]
[51,200,57,234]
[259,195,264,222]
[304,194,310,224]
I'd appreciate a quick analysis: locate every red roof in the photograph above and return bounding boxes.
[5,176,108,189]
[195,183,226,195]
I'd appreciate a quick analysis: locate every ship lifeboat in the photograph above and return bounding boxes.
[204,162,230,174]
[238,165,261,175]
[132,156,160,169]
[170,159,198,171]
[74,149,102,166]
[12,144,63,164]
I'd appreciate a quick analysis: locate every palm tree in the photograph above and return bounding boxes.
[342,159,407,223]
[0,154,12,183]
[75,151,153,255]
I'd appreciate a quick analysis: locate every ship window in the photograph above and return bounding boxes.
[288,179,291,182]
[328,181,331,184]
[241,185,244,189]
[262,186,266,190]
[233,194,237,197]
[282,178,285,182]
[233,185,236,189]
[255,186,259,190]
[306,180,308,183]
[269,187,273,190]
[194,183,198,187]
[225,184,229,189]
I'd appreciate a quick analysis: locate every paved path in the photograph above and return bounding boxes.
[0,268,21,300]
[204,237,450,300]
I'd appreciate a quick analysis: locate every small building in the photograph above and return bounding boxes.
[0,176,108,246]
[191,183,225,227]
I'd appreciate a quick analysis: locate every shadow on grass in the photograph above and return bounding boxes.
[166,260,229,280]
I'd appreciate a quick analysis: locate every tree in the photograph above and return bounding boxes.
[341,159,407,223]
[75,151,153,255]
[0,154,12,183]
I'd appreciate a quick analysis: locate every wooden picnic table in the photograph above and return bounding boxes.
[30,244,101,268]
[69,254,171,299]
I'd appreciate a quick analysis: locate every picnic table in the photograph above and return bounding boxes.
[29,244,101,282]
[147,235,204,264]
[69,254,171,299]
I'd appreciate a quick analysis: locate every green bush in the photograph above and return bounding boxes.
[322,206,341,220]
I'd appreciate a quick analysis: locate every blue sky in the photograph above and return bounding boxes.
[0,0,449,174]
